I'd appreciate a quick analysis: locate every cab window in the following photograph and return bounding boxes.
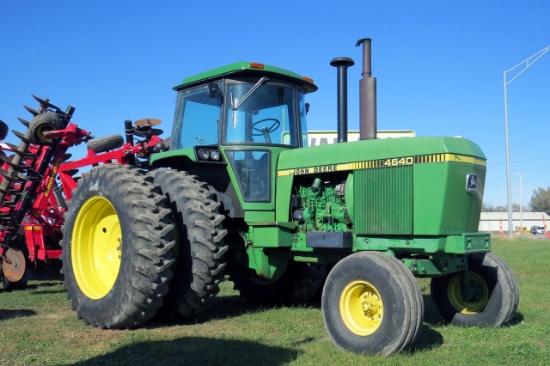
[224,81,298,146]
[172,83,222,149]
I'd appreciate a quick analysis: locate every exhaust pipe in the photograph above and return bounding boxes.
[356,38,377,140]
[330,57,355,143]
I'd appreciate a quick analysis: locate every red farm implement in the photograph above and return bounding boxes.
[0,96,166,290]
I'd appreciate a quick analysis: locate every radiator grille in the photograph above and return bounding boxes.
[353,165,413,235]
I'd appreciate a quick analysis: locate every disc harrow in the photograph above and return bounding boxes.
[0,96,166,289]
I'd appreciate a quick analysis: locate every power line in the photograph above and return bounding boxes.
[488,156,550,165]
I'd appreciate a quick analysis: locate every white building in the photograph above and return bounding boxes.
[479,212,550,234]
[308,130,415,146]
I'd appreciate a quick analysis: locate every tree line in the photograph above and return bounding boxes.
[483,187,550,215]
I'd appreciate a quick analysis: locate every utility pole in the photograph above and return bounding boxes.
[503,45,549,237]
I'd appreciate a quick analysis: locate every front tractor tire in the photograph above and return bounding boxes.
[322,252,424,356]
[149,170,228,320]
[60,164,176,329]
[430,252,519,327]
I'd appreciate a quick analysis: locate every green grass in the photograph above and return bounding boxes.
[1,238,549,365]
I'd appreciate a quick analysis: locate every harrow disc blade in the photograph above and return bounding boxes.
[31,94,61,112]
[134,118,161,127]
[4,143,36,158]
[17,118,30,127]
[1,248,26,282]
[0,155,30,172]
[12,131,32,144]
[24,105,40,116]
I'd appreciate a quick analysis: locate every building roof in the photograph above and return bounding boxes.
[480,212,550,221]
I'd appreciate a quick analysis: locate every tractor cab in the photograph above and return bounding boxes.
[152,62,317,209]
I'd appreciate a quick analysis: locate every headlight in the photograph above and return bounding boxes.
[197,148,209,160]
[209,148,220,161]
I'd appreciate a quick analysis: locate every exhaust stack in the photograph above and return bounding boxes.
[330,57,355,143]
[356,38,377,140]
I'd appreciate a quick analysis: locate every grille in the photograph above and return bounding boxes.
[353,165,413,235]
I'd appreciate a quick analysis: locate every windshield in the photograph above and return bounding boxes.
[172,83,222,149]
[224,80,304,146]
[171,79,309,149]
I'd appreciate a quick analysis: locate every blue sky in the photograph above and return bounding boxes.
[1,1,549,207]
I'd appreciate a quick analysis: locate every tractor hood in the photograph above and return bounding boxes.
[277,136,487,236]
[277,136,485,174]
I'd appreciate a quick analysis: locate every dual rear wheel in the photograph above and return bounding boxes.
[61,165,229,328]
[148,170,228,320]
[61,165,177,328]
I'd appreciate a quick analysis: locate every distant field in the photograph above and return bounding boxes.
[1,238,548,365]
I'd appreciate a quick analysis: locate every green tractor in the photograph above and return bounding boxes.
[61,38,519,356]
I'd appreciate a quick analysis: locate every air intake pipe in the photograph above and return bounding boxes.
[356,38,377,140]
[330,57,355,143]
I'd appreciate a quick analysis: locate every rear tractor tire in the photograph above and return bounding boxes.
[430,252,519,327]
[322,252,424,356]
[60,164,176,329]
[149,170,228,320]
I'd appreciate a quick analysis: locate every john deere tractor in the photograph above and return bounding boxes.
[59,38,519,356]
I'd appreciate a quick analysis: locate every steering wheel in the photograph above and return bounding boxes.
[252,118,281,136]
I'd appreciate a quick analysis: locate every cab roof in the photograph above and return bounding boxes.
[174,62,318,93]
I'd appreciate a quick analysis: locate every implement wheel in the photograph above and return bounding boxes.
[149,170,228,320]
[86,135,124,153]
[60,164,176,328]
[0,248,33,291]
[322,252,423,356]
[0,120,8,141]
[430,253,519,327]
[28,111,64,145]
[0,258,29,292]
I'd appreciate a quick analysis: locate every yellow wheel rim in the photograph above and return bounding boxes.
[448,272,489,314]
[36,125,56,143]
[340,280,384,336]
[72,196,122,300]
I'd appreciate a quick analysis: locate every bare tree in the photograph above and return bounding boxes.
[482,203,529,212]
